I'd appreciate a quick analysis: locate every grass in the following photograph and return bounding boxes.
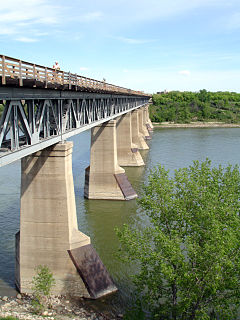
[0,317,19,320]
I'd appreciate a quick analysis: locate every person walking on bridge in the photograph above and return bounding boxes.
[53,61,60,82]
[53,61,60,71]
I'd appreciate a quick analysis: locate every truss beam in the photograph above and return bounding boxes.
[0,90,149,167]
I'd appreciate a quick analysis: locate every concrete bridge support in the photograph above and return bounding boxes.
[146,105,154,131]
[84,120,137,200]
[16,142,91,296]
[131,110,149,150]
[138,108,151,139]
[116,113,144,167]
[143,106,152,135]
[16,141,117,298]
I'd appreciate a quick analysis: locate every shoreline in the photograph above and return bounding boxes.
[0,294,122,320]
[153,122,240,128]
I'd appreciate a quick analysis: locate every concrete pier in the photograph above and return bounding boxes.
[131,110,149,150]
[116,113,144,167]
[138,108,151,139]
[143,106,152,135]
[146,105,154,130]
[17,142,90,296]
[16,141,117,298]
[84,120,137,200]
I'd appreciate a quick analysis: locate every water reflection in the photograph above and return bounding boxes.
[0,161,20,291]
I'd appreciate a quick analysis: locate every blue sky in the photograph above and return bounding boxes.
[1,0,240,93]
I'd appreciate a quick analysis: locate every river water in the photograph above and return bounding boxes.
[0,127,240,312]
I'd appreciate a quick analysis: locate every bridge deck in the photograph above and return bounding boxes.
[0,55,149,97]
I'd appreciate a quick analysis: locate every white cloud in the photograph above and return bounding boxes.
[2,0,239,44]
[79,12,103,22]
[217,55,233,61]
[79,67,89,71]
[0,0,63,40]
[15,37,38,43]
[0,1,104,42]
[178,70,191,76]
[226,12,240,30]
[104,67,240,93]
[35,32,49,37]
[114,36,155,44]
[0,26,17,35]
[73,33,83,41]
[0,1,60,24]
[97,0,238,24]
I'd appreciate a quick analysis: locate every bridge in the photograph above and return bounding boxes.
[0,55,153,299]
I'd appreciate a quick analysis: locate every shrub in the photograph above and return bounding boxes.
[31,265,55,314]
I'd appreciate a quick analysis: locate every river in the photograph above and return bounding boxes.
[0,127,240,312]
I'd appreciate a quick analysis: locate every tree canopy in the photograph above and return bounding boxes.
[151,90,240,123]
[117,160,240,319]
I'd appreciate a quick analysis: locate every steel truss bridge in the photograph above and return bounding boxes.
[0,55,150,167]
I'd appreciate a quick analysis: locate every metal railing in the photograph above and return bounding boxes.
[0,55,149,97]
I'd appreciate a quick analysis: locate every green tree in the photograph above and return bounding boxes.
[117,160,240,319]
[151,91,240,123]
[198,89,210,103]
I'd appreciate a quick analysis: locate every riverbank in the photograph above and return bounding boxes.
[0,294,122,320]
[153,121,240,128]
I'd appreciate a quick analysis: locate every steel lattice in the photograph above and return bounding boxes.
[0,91,149,167]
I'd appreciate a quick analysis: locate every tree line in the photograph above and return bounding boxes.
[150,90,240,123]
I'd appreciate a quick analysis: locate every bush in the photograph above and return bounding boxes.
[117,159,240,319]
[31,265,55,314]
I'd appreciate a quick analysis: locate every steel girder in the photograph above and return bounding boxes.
[0,91,149,167]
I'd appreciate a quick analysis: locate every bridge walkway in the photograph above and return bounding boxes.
[0,55,149,97]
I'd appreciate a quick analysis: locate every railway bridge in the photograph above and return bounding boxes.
[0,55,153,298]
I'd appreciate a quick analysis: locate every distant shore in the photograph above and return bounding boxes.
[153,122,240,128]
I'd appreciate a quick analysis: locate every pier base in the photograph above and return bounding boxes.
[84,120,137,200]
[116,113,144,167]
[16,142,117,297]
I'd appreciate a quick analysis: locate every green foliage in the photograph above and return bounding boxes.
[123,300,146,320]
[0,104,4,117]
[0,317,19,320]
[151,90,240,123]
[31,265,55,314]
[117,160,240,319]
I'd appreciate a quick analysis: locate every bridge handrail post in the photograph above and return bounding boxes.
[19,60,23,86]
[33,64,36,80]
[1,55,6,85]
[45,67,48,88]
[68,71,71,89]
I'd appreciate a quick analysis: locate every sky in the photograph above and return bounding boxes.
[1,0,240,93]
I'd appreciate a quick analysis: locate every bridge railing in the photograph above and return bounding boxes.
[0,55,149,97]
